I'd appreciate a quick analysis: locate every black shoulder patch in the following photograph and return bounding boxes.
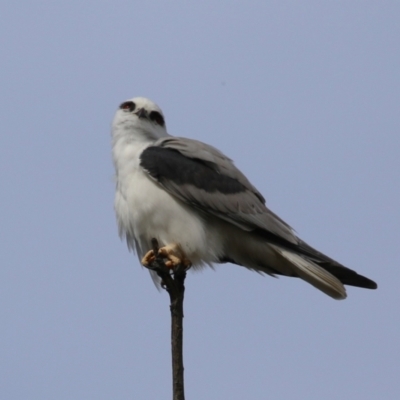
[140,146,247,195]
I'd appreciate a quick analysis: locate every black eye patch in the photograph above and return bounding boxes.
[119,101,136,112]
[149,111,165,126]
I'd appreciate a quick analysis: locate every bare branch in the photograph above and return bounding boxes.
[146,238,186,400]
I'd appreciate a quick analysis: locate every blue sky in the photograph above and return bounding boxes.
[1,2,399,399]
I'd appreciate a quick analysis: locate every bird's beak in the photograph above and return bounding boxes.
[135,108,149,120]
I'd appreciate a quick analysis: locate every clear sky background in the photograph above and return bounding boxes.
[1,2,399,399]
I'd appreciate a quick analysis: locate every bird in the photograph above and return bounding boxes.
[112,97,377,299]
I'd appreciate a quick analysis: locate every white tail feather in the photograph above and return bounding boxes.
[276,248,347,299]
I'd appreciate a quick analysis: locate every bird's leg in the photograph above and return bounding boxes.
[141,250,156,267]
[141,240,191,290]
[141,242,191,272]
[158,243,192,271]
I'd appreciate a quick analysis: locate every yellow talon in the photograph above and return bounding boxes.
[142,243,192,270]
[158,244,192,270]
[141,249,156,267]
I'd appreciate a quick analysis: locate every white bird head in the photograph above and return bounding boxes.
[112,97,168,142]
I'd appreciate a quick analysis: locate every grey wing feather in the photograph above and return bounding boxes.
[140,136,376,299]
[157,136,263,197]
[152,136,298,244]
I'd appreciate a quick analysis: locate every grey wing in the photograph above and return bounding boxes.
[139,136,377,298]
[140,136,298,244]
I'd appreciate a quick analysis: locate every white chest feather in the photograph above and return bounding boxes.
[113,141,222,266]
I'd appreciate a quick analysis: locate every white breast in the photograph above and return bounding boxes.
[113,141,223,267]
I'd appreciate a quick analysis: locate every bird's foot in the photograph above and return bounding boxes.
[158,244,192,271]
[141,243,192,272]
[141,250,157,268]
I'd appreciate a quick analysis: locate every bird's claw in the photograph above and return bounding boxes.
[141,250,154,267]
[141,244,192,272]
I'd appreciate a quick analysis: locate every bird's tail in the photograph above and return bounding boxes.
[273,247,347,299]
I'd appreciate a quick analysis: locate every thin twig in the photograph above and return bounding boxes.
[147,238,186,400]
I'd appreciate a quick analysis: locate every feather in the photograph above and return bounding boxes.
[273,248,347,299]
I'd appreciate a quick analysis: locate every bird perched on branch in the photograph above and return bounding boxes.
[112,97,377,299]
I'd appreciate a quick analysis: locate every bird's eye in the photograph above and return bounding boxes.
[119,101,136,112]
[149,111,165,126]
